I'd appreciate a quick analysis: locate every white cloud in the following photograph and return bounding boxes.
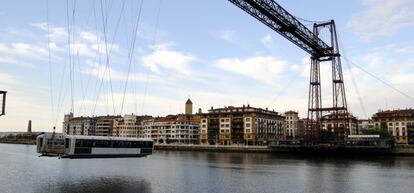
[141,44,196,75]
[31,22,68,42]
[390,73,414,84]
[80,31,98,43]
[0,42,49,61]
[395,43,414,54]
[0,56,34,68]
[215,30,237,42]
[260,34,273,48]
[82,61,165,84]
[347,0,414,40]
[213,56,286,84]
[70,43,95,57]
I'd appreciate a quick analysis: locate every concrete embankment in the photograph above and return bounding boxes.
[155,144,273,153]
[155,144,414,156]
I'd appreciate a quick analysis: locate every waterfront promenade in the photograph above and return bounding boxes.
[155,144,414,156]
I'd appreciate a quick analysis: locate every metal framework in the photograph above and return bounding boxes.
[0,91,6,116]
[308,21,348,143]
[228,0,349,143]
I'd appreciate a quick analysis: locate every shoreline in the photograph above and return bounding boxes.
[154,144,414,156]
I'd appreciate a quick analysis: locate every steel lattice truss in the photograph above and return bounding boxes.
[228,0,331,56]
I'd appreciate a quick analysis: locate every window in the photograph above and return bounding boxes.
[246,123,251,127]
[246,117,250,122]
[246,129,251,133]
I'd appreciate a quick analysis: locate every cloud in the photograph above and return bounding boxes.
[390,73,414,84]
[82,61,165,84]
[31,22,68,42]
[0,42,49,61]
[80,31,98,43]
[395,43,414,54]
[213,56,286,84]
[260,34,273,48]
[214,30,237,43]
[347,0,414,40]
[0,56,35,68]
[141,44,196,75]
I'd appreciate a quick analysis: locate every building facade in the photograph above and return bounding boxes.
[358,119,374,134]
[321,113,358,137]
[199,105,284,146]
[372,109,414,144]
[284,111,299,139]
[141,115,199,144]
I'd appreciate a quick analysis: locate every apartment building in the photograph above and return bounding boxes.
[141,115,199,144]
[284,111,299,139]
[358,119,374,134]
[372,109,414,144]
[199,105,284,146]
[321,113,358,136]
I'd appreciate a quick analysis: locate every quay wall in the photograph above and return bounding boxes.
[155,144,414,156]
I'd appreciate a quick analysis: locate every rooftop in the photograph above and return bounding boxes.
[205,105,282,116]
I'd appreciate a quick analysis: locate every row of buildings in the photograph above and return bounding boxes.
[63,99,414,145]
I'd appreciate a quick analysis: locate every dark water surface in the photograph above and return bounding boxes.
[1,144,414,193]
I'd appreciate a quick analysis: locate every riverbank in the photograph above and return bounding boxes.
[155,144,414,156]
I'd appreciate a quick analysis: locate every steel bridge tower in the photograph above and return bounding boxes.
[308,21,348,143]
[228,0,349,143]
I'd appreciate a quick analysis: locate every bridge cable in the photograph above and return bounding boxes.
[337,35,368,118]
[45,0,56,127]
[120,0,143,115]
[141,0,163,115]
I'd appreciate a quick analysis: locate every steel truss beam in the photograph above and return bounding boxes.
[228,0,331,56]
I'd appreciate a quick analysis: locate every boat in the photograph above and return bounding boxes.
[37,133,154,158]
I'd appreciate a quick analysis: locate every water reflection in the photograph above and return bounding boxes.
[34,177,151,193]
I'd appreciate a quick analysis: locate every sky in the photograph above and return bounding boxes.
[1,0,414,132]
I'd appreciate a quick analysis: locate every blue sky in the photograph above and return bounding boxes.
[1,0,414,132]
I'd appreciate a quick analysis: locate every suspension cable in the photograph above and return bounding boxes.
[46,0,56,127]
[337,35,368,118]
[141,0,163,115]
[120,0,144,115]
[100,0,116,115]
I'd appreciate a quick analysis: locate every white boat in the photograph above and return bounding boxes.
[36,134,154,158]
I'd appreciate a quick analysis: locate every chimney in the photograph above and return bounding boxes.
[198,108,202,114]
[27,120,32,133]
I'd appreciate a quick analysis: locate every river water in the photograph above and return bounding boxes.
[1,143,414,193]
